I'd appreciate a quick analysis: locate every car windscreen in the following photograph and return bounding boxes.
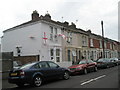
[78,60,86,64]
[111,58,118,61]
[20,62,36,69]
[97,59,107,62]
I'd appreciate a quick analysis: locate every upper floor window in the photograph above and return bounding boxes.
[50,26,53,41]
[104,42,107,49]
[50,26,58,42]
[55,28,57,35]
[90,38,93,47]
[54,28,58,42]
[67,32,72,44]
[100,40,102,48]
[50,26,53,33]
[82,36,87,46]
[110,43,112,49]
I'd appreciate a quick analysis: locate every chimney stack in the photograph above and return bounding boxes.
[44,13,51,20]
[69,22,76,29]
[31,10,39,21]
[63,21,69,26]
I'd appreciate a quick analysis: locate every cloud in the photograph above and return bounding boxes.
[0,0,119,41]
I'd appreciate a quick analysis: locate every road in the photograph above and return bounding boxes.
[2,65,120,89]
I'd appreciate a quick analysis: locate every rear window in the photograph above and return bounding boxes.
[98,59,104,62]
[79,60,86,64]
[20,62,36,69]
[98,58,108,62]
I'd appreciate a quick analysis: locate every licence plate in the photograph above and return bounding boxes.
[11,73,17,76]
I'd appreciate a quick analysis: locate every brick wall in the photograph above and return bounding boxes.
[93,39,100,48]
[106,42,110,49]
[14,55,39,65]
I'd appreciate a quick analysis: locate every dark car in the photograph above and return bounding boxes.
[68,60,97,75]
[13,61,22,69]
[96,58,115,69]
[8,61,70,87]
[109,58,120,66]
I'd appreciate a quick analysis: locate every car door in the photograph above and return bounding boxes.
[31,62,50,78]
[37,62,53,79]
[86,60,96,71]
[47,61,64,79]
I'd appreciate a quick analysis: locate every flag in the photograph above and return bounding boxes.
[58,34,67,40]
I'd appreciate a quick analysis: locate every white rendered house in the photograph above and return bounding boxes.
[1,11,72,67]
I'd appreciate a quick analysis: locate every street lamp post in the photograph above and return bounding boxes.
[101,21,105,58]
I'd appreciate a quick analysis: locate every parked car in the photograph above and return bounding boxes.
[13,61,22,69]
[109,58,120,66]
[68,60,97,75]
[8,61,70,87]
[96,58,115,69]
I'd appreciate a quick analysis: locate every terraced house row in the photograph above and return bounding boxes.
[1,11,120,67]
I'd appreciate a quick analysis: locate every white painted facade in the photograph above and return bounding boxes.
[1,20,70,65]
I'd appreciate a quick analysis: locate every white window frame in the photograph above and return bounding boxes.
[50,26,54,41]
[67,32,72,44]
[104,42,107,49]
[82,36,87,46]
[56,49,60,62]
[50,48,54,60]
[54,28,58,42]
[90,39,94,47]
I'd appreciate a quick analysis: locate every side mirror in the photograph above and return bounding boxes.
[87,62,89,64]
[56,65,60,68]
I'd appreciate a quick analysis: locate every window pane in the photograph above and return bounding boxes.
[56,57,60,62]
[50,26,53,33]
[33,64,40,69]
[68,50,71,61]
[55,28,57,34]
[50,49,54,56]
[39,62,49,68]
[48,62,58,68]
[56,49,60,56]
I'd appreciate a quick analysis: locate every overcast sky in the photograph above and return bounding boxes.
[0,0,119,41]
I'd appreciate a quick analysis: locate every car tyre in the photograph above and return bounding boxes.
[83,68,87,74]
[63,71,70,80]
[116,63,119,66]
[33,75,42,87]
[94,66,98,72]
[106,65,109,68]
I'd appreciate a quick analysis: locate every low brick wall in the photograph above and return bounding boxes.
[14,55,39,65]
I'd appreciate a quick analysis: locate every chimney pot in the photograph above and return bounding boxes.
[32,10,39,21]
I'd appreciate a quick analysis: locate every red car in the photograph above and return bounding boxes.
[68,60,97,75]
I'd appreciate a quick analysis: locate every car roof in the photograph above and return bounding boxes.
[32,61,55,64]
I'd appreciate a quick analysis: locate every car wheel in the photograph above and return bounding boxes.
[106,65,109,68]
[63,71,70,80]
[84,68,87,74]
[33,75,42,87]
[94,67,98,72]
[16,83,24,87]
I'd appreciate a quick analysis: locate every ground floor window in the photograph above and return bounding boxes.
[79,50,81,60]
[50,48,61,62]
[56,49,60,62]
[88,51,90,59]
[68,50,71,61]
[50,49,54,60]
[84,51,86,59]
